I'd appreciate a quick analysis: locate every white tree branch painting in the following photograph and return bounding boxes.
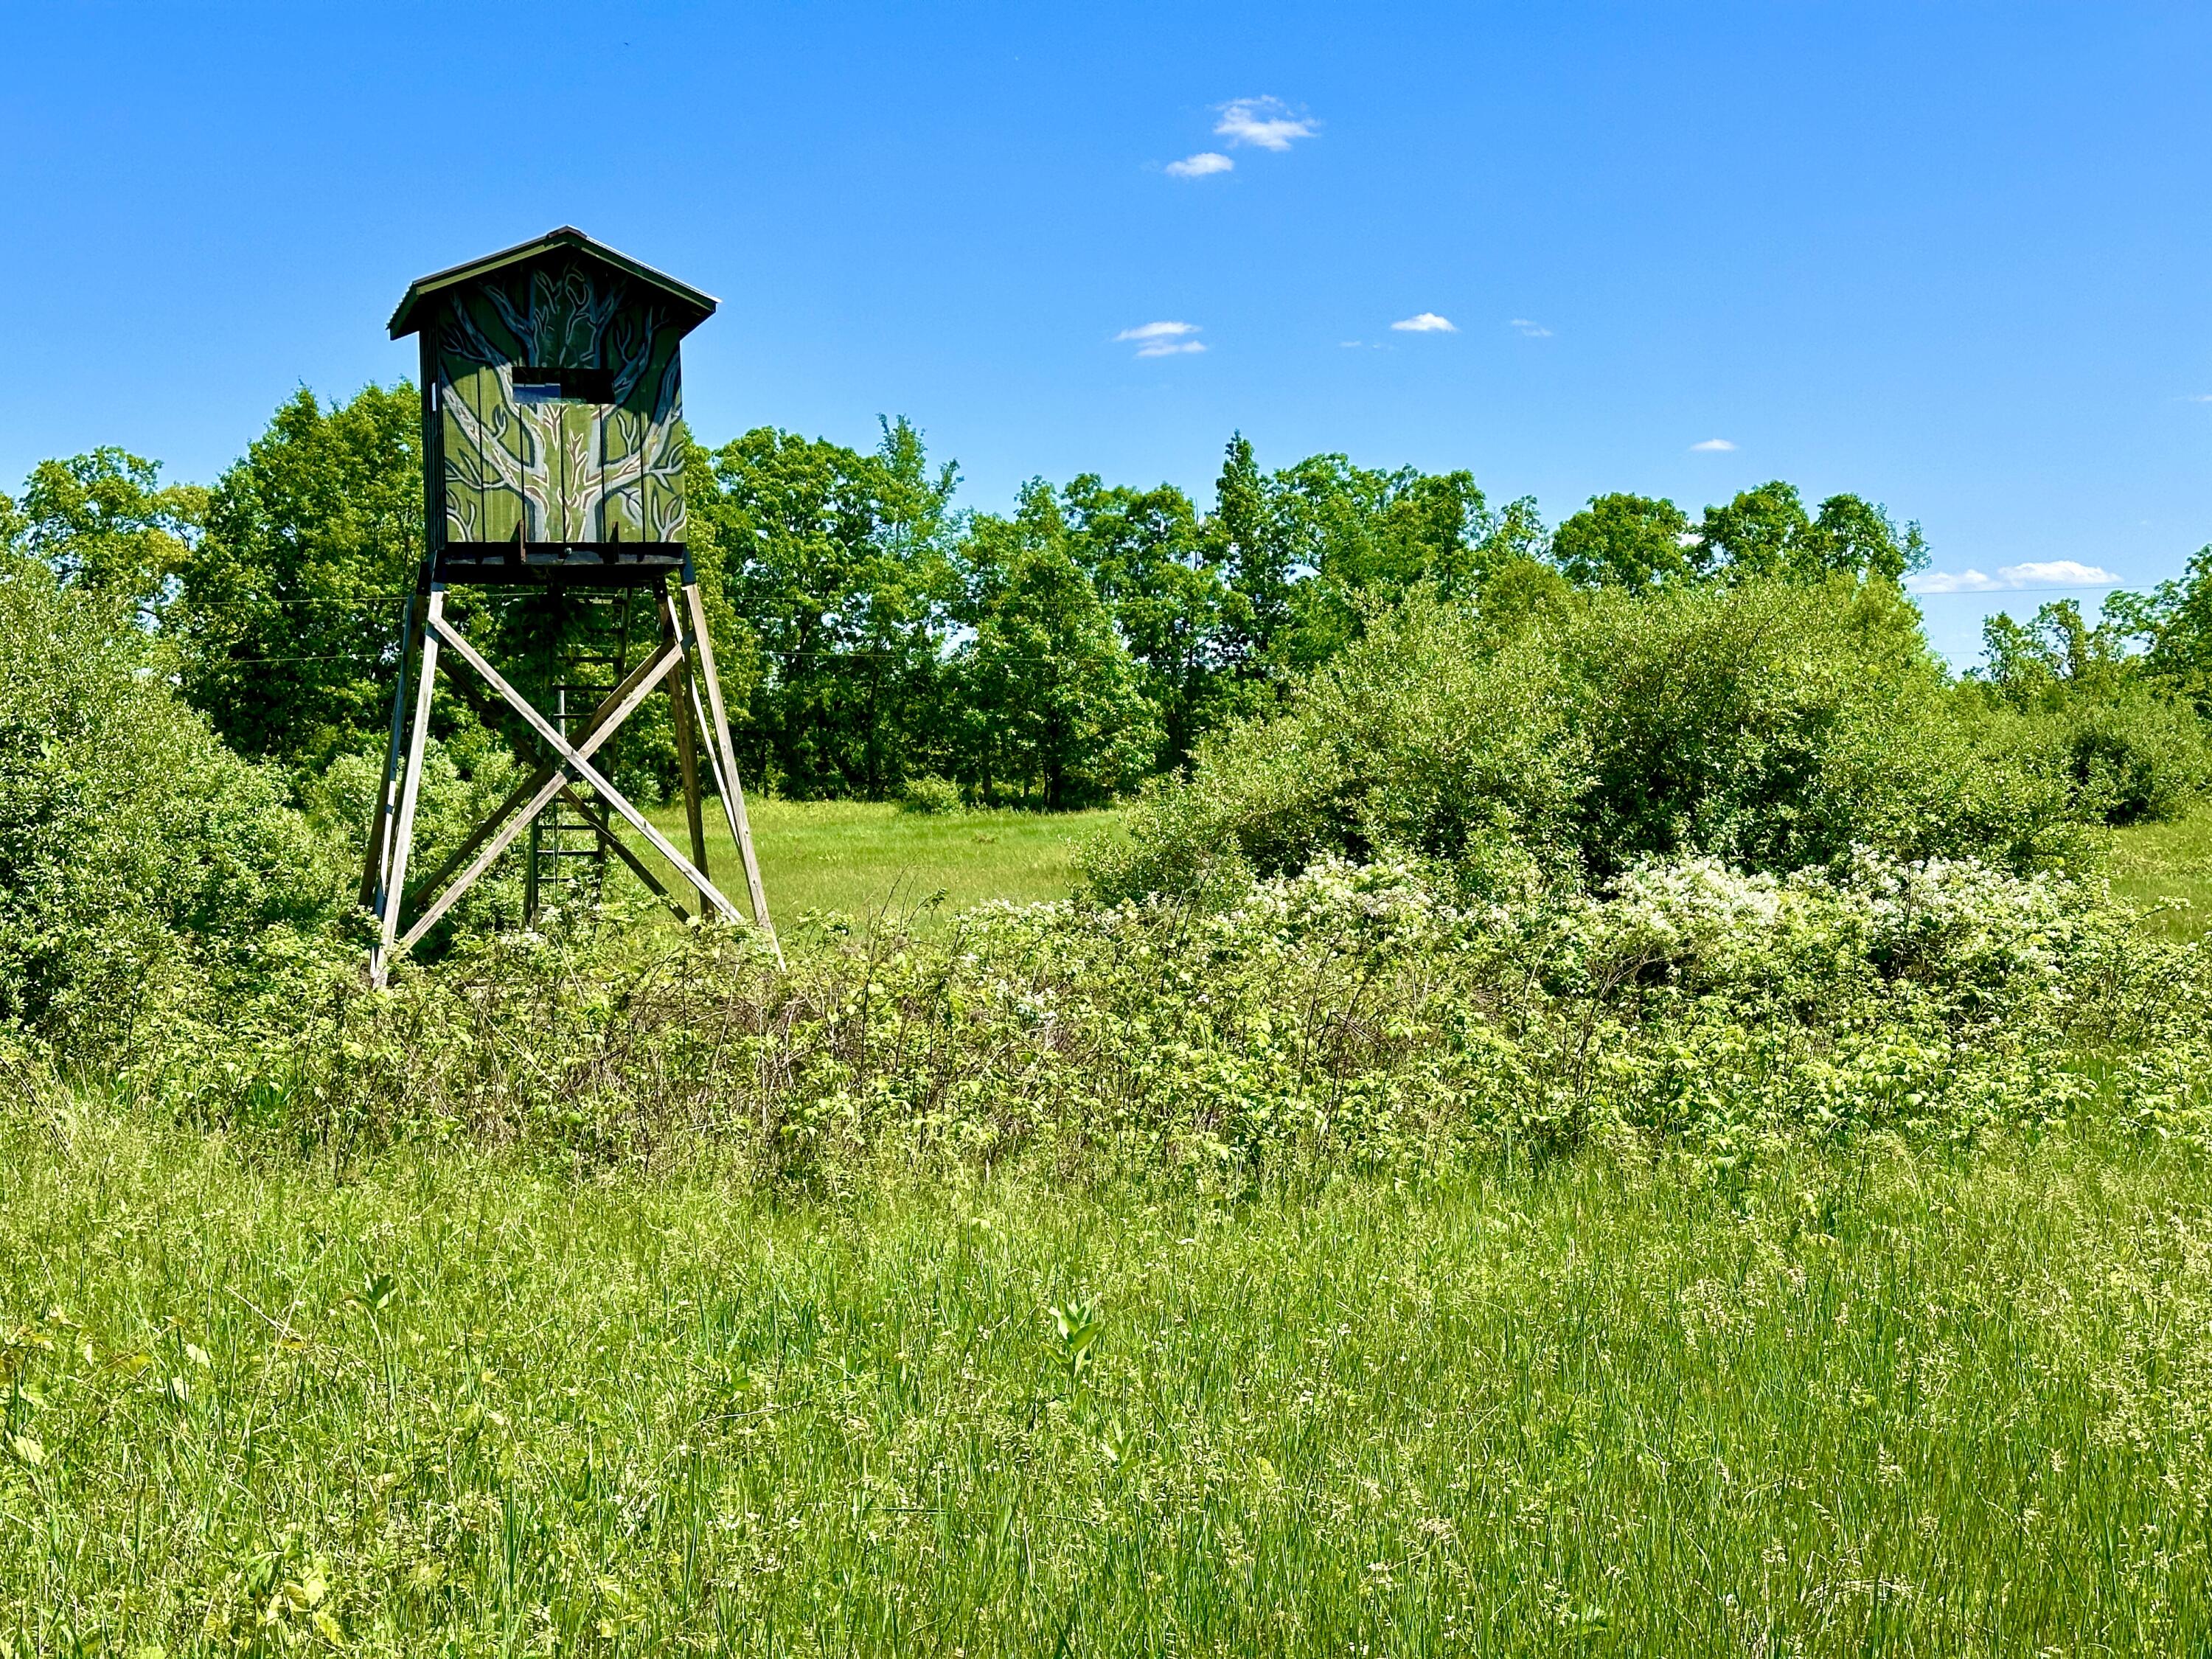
[432,257,687,547]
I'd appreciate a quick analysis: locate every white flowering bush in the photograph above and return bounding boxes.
[97,847,2212,1183]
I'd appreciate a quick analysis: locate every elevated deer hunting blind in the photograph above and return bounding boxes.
[365,227,776,984]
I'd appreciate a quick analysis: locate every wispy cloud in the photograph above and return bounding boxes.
[1909,560,2119,594]
[1690,438,1737,453]
[1214,96,1316,152]
[1391,312,1456,333]
[2188,393,2212,403]
[1165,151,1233,178]
[1116,321,1206,358]
[1509,319,1552,338]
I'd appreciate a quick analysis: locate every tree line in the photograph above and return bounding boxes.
[5,382,2210,813]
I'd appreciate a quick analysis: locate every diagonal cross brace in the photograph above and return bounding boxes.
[403,634,678,914]
[426,615,746,930]
[399,639,694,948]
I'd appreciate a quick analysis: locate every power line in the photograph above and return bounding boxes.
[1909,585,2127,598]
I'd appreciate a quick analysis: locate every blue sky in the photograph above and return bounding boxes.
[3,1,2208,661]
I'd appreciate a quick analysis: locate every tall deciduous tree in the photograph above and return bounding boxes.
[10,449,206,623]
[1553,493,1694,590]
[694,418,958,796]
[952,484,1157,807]
[1057,474,1223,770]
[2107,547,2212,716]
[1697,481,1927,585]
[171,387,422,766]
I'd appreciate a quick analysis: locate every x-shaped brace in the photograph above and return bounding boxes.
[400,613,744,951]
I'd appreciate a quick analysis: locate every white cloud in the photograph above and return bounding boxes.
[1690,438,1737,452]
[1509,318,1552,337]
[1909,560,2119,595]
[1116,320,1205,358]
[1391,312,1456,333]
[1910,568,2005,594]
[2000,560,2119,586]
[2188,393,2212,403]
[1165,151,1233,178]
[1214,97,1316,152]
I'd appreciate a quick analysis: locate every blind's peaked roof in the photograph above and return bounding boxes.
[389,227,717,341]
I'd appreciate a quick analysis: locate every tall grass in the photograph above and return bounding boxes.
[4,1103,2210,1653]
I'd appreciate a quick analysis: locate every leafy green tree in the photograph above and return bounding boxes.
[1553,493,1694,590]
[695,419,958,797]
[1202,434,1293,686]
[170,386,422,767]
[1697,481,1926,585]
[951,486,1156,807]
[1058,474,1225,768]
[1979,599,2131,705]
[1198,435,1542,692]
[1696,481,1810,577]
[1804,493,1929,585]
[10,448,206,622]
[2107,546,2212,715]
[1977,596,2210,824]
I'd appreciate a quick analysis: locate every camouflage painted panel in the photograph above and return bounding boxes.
[430,256,684,544]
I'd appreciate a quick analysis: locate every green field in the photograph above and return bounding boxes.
[2,814,2209,1654]
[7,1117,2211,1653]
[624,798,1119,927]
[627,799,2212,943]
[2108,805,2212,940]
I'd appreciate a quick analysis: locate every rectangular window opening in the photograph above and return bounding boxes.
[513,365,615,405]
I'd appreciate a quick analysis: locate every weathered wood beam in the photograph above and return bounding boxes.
[397,640,686,949]
[678,580,779,964]
[425,613,742,925]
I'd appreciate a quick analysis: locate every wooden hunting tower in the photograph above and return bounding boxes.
[365,228,776,983]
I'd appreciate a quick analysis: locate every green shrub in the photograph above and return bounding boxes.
[299,724,526,944]
[2046,684,2211,825]
[119,851,2211,1178]
[0,557,335,1056]
[896,773,965,815]
[1089,580,2090,905]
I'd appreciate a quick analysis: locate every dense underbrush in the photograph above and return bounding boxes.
[1088,580,2166,905]
[6,560,2210,1183]
[86,849,2208,1182]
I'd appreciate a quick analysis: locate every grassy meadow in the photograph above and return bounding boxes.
[6,1113,2212,1655]
[0,813,2205,1655]
[2107,804,2212,941]
[625,798,1119,928]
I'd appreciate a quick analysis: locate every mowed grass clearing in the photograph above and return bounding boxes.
[2108,804,2212,941]
[616,797,1119,926]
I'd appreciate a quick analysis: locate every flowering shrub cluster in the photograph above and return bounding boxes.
[103,850,2211,1180]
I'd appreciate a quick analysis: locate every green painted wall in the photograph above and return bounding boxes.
[428,254,686,546]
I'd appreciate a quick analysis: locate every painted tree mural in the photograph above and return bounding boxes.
[429,256,687,546]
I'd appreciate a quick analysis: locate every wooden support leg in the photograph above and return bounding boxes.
[425,613,740,924]
[679,578,780,965]
[658,585,712,904]
[372,587,442,987]
[360,592,417,911]
[399,639,688,950]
